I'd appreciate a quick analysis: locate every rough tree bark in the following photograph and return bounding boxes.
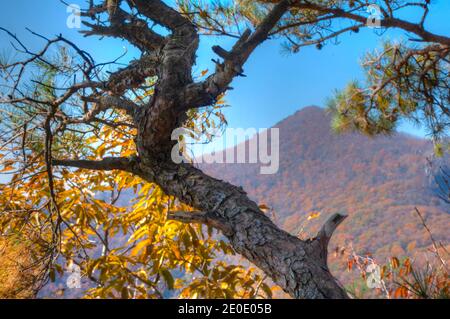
[53,0,350,298]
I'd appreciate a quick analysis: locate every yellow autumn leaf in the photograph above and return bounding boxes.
[130,239,151,257]
[307,211,321,220]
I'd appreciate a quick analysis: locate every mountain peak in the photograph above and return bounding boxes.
[274,105,328,130]
[294,105,324,114]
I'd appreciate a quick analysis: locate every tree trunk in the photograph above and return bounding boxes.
[53,0,350,299]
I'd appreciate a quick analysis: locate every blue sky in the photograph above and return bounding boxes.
[1,0,449,147]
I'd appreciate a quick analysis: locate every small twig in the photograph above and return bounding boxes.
[414,207,448,273]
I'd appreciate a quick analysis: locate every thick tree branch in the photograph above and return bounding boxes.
[81,1,165,52]
[52,156,139,172]
[80,95,137,118]
[291,1,450,45]
[127,0,195,32]
[135,160,348,298]
[315,213,348,251]
[82,20,165,52]
[105,53,160,95]
[167,210,233,235]
[183,0,291,108]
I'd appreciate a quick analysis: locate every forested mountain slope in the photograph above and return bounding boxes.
[200,106,449,283]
